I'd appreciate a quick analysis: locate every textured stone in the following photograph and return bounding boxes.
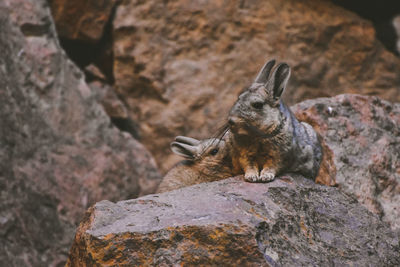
[85,64,141,139]
[0,0,160,266]
[112,0,400,172]
[49,0,115,43]
[293,94,400,230]
[67,176,400,266]
[88,79,141,139]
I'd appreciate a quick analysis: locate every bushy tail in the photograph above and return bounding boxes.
[315,134,337,186]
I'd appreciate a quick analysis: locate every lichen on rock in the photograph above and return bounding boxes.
[67,176,400,266]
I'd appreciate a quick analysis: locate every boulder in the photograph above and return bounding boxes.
[112,0,400,172]
[67,176,400,266]
[293,94,400,230]
[0,0,160,265]
[49,0,115,43]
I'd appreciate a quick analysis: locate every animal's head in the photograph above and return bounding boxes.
[228,59,291,136]
[170,135,232,178]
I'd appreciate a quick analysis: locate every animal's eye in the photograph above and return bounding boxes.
[251,101,264,109]
[210,148,219,155]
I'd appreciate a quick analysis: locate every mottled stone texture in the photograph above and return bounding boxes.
[112,0,400,172]
[49,0,115,43]
[293,94,400,230]
[67,176,400,266]
[0,0,160,266]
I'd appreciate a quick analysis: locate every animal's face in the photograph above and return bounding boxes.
[228,83,282,135]
[228,60,290,136]
[171,136,232,178]
[171,136,228,159]
[196,138,231,169]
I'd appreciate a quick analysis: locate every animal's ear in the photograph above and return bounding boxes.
[174,136,200,146]
[254,59,276,84]
[171,142,197,159]
[266,63,290,100]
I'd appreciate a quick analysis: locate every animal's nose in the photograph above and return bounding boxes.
[228,118,236,126]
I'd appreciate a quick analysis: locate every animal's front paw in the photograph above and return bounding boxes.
[259,169,276,182]
[244,171,259,183]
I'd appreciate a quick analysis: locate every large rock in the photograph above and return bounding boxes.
[49,0,115,43]
[0,0,160,265]
[113,0,400,172]
[67,176,400,266]
[293,94,400,230]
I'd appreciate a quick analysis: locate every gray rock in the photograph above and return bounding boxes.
[293,94,400,231]
[0,0,160,266]
[68,176,400,266]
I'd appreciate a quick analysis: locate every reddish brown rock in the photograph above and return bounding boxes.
[112,0,400,172]
[67,176,400,266]
[315,137,337,187]
[0,0,160,265]
[293,94,400,230]
[49,0,115,43]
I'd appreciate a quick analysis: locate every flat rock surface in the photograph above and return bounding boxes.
[68,176,400,266]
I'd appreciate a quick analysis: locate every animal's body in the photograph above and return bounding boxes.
[228,59,323,182]
[157,135,234,193]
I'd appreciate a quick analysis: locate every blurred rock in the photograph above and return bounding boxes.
[394,15,400,54]
[67,176,400,266]
[49,0,115,43]
[85,64,129,119]
[86,65,141,139]
[112,0,400,172]
[293,94,400,230]
[85,63,108,82]
[332,0,400,56]
[0,0,160,266]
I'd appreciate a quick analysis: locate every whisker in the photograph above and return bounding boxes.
[212,123,230,145]
[199,122,230,157]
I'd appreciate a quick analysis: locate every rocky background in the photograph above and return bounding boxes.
[0,0,399,266]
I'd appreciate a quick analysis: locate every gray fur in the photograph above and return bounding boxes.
[228,61,322,182]
[254,59,276,84]
[175,135,200,146]
[170,141,200,159]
